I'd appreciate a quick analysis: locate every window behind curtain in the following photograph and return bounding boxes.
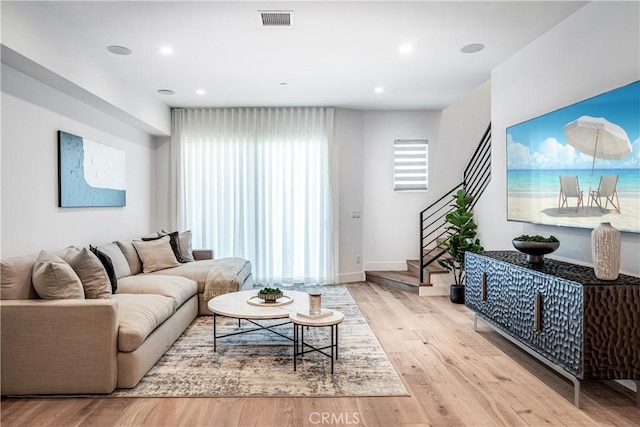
[172,107,335,285]
[394,139,428,191]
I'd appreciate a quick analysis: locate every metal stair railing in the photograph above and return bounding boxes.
[419,124,491,283]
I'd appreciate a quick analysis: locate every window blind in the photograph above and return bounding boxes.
[394,139,428,191]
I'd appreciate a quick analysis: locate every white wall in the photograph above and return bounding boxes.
[1,64,156,257]
[434,80,491,198]
[362,110,441,270]
[483,1,640,275]
[335,108,364,283]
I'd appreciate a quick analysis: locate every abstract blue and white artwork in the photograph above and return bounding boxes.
[58,131,126,207]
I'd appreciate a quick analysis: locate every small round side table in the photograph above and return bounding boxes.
[289,310,344,374]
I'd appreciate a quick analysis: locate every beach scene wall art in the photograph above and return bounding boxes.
[506,80,639,233]
[58,131,126,207]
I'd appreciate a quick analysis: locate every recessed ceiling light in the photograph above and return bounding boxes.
[374,86,384,94]
[196,89,206,95]
[160,46,173,55]
[460,43,485,54]
[399,43,413,54]
[106,45,131,55]
[157,89,175,95]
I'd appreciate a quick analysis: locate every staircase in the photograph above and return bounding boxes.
[366,124,492,295]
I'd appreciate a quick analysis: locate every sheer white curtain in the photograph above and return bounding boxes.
[171,107,335,284]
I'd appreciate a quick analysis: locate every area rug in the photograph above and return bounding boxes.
[111,285,408,397]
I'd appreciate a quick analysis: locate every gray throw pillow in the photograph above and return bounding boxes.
[116,240,143,275]
[32,251,85,299]
[97,242,131,279]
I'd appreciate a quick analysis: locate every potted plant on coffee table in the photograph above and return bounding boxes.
[438,188,483,304]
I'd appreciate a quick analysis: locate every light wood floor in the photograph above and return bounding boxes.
[2,282,638,426]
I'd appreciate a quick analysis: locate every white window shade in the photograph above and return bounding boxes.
[394,139,428,191]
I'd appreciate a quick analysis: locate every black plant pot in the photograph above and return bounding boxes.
[450,284,465,304]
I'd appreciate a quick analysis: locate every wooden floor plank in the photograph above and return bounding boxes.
[2,281,638,426]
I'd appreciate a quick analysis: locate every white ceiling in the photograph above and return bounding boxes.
[34,1,587,111]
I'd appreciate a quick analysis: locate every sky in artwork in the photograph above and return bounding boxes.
[507,80,640,170]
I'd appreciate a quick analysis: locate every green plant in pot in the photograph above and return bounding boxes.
[438,188,483,304]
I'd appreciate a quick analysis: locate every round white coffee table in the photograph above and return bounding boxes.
[207,289,309,351]
[290,310,344,374]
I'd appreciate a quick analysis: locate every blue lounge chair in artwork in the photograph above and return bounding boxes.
[558,176,583,212]
[590,175,621,213]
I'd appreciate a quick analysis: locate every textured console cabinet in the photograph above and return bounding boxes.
[465,251,640,408]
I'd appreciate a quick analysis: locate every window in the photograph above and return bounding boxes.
[172,107,335,285]
[394,139,428,191]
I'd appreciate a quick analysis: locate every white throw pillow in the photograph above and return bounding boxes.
[32,251,85,299]
[132,236,181,273]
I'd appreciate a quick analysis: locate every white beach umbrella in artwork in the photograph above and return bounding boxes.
[564,116,632,161]
[564,116,632,209]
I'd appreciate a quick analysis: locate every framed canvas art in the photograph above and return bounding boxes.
[58,131,126,207]
[506,80,639,233]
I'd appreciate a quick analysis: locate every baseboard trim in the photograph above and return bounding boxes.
[337,272,365,284]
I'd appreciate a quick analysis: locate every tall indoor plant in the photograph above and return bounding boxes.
[438,188,483,303]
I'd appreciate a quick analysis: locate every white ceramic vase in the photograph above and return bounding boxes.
[591,222,621,280]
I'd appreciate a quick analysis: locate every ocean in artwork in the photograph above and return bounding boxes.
[507,168,640,197]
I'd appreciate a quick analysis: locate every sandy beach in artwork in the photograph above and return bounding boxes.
[508,194,640,233]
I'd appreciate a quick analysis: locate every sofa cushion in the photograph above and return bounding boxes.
[90,246,118,293]
[1,253,39,300]
[133,236,181,273]
[117,275,197,310]
[63,247,111,299]
[113,293,175,352]
[115,240,143,275]
[148,258,251,294]
[32,251,85,300]
[97,243,131,279]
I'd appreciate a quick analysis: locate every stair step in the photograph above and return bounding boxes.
[365,270,449,297]
[406,259,449,283]
[365,270,428,295]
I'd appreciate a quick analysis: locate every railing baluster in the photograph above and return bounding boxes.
[420,123,491,283]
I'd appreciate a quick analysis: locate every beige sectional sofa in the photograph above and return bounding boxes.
[0,235,251,396]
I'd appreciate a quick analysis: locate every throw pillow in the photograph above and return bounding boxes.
[32,251,85,299]
[115,240,143,275]
[178,230,195,262]
[161,229,195,262]
[90,245,118,293]
[132,236,181,273]
[143,231,187,263]
[63,247,111,299]
[96,242,131,279]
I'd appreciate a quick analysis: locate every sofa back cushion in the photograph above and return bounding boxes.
[0,254,39,300]
[32,251,85,299]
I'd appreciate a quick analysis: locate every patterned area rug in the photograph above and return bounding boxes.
[111,285,408,397]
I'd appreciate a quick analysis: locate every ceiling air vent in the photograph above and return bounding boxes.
[258,10,293,27]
